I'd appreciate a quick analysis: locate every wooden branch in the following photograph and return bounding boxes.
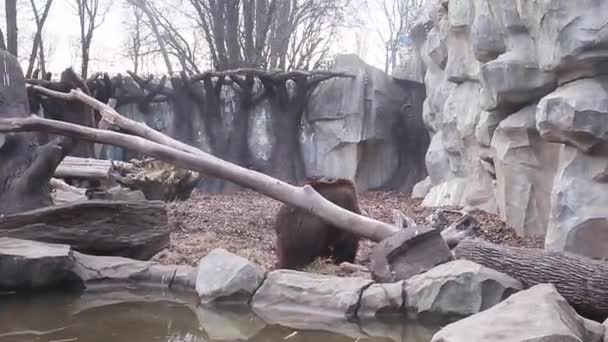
[29,85,202,157]
[0,115,399,242]
[455,238,608,321]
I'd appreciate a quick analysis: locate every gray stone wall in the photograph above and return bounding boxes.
[407,0,608,258]
[101,55,428,193]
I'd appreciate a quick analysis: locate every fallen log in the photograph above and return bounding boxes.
[54,156,131,181]
[454,238,608,321]
[0,200,169,260]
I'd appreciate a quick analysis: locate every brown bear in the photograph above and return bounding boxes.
[273,177,362,269]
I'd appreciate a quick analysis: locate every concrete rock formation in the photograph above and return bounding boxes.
[431,284,604,342]
[99,54,428,193]
[195,248,265,304]
[407,0,608,256]
[404,260,522,318]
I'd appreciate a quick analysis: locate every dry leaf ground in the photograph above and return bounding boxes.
[152,190,544,273]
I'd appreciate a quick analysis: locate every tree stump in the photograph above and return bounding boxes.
[0,50,72,215]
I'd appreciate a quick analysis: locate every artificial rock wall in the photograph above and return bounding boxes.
[407,0,608,258]
[100,55,428,193]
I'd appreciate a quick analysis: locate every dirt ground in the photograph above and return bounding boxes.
[152,190,544,274]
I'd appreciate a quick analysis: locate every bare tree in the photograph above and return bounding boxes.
[370,0,422,73]
[26,0,54,78]
[5,0,18,57]
[125,0,174,74]
[74,0,111,78]
[122,2,145,74]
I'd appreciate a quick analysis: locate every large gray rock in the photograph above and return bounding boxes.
[0,237,74,291]
[491,105,561,236]
[431,284,604,342]
[404,260,522,318]
[408,0,608,241]
[393,48,425,83]
[251,270,373,327]
[358,281,404,319]
[544,146,608,259]
[195,248,265,304]
[72,251,197,291]
[412,176,432,199]
[422,178,468,208]
[481,57,557,111]
[537,76,608,153]
[422,81,497,213]
[304,54,428,192]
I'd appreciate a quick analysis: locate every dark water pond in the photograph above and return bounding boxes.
[0,288,440,342]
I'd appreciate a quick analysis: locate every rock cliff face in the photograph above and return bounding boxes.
[408,0,608,258]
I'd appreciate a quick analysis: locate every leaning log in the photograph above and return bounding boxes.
[0,115,400,242]
[0,200,169,260]
[454,238,608,321]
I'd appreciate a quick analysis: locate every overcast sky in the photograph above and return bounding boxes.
[1,0,391,76]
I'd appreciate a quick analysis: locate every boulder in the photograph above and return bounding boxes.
[412,176,432,199]
[404,260,522,319]
[491,105,561,236]
[358,281,404,319]
[251,270,373,326]
[425,134,454,185]
[422,178,468,208]
[72,251,197,291]
[537,76,608,153]
[392,47,425,83]
[370,226,453,283]
[431,284,604,342]
[0,237,75,291]
[195,248,265,304]
[545,146,608,259]
[481,57,557,111]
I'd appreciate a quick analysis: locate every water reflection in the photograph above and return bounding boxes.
[0,289,438,342]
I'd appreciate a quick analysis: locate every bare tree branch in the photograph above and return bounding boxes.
[26,0,54,78]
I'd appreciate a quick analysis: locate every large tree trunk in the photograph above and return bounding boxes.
[33,68,96,158]
[455,238,608,322]
[0,51,72,215]
[0,200,169,260]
